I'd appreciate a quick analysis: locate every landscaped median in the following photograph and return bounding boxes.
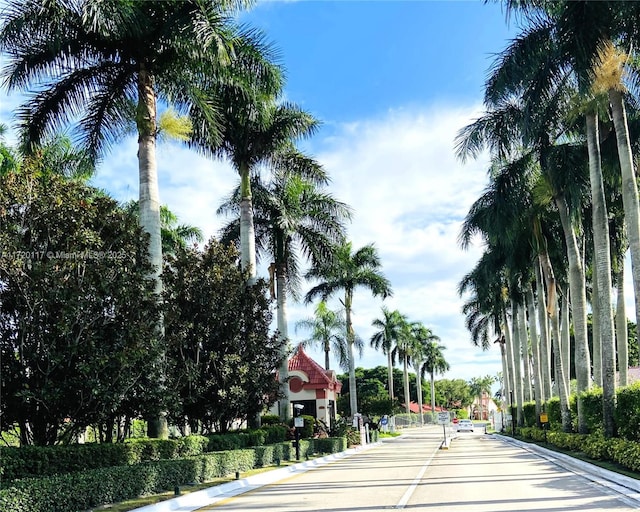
[0,434,350,512]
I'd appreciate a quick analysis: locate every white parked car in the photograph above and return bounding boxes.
[456,419,474,432]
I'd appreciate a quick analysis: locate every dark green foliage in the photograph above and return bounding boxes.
[0,435,348,510]
[163,241,286,433]
[289,415,315,439]
[615,382,640,442]
[0,450,256,512]
[545,397,563,430]
[312,437,347,454]
[522,401,537,427]
[0,166,162,445]
[1,436,211,484]
[578,388,604,433]
[517,427,640,474]
[260,414,282,426]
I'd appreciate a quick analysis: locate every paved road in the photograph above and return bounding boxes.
[191,426,640,511]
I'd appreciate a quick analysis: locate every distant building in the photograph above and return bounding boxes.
[469,390,498,421]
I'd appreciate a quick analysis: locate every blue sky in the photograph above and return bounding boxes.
[0,1,524,384]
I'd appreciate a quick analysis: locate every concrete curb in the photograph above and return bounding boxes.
[130,441,384,512]
[496,434,640,504]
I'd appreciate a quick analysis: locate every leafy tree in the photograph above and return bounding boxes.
[0,0,277,436]
[336,367,396,420]
[0,164,162,445]
[435,379,473,411]
[163,241,286,433]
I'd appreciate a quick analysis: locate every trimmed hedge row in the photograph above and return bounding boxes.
[516,427,640,474]
[1,426,288,484]
[0,437,348,512]
[0,449,255,512]
[519,383,640,440]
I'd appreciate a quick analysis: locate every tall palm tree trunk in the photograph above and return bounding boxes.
[403,355,410,415]
[387,351,395,402]
[616,266,628,387]
[586,112,616,436]
[511,302,524,425]
[536,262,552,401]
[345,291,358,417]
[539,251,572,431]
[502,306,517,424]
[609,89,640,363]
[555,195,591,409]
[592,268,603,386]
[137,67,167,440]
[430,371,436,422]
[526,283,542,420]
[276,265,290,422]
[517,303,532,402]
[416,363,424,425]
[239,163,257,284]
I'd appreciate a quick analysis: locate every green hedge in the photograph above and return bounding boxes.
[0,449,256,512]
[2,427,290,484]
[0,437,349,511]
[0,436,211,484]
[515,427,640,474]
[615,382,640,442]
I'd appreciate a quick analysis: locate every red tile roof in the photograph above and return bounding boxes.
[288,346,342,392]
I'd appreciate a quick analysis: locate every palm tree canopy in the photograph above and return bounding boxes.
[370,307,406,355]
[0,0,278,157]
[304,241,393,304]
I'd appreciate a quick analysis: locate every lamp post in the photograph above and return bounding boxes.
[293,403,304,460]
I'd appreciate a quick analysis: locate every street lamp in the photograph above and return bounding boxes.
[293,404,304,460]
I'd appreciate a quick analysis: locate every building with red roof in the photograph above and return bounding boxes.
[285,346,342,428]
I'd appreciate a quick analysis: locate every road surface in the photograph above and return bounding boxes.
[195,425,640,511]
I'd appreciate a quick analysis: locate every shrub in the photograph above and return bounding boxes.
[260,414,282,425]
[313,437,347,454]
[0,450,256,512]
[577,387,603,433]
[615,382,640,442]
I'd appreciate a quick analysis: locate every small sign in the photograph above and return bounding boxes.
[540,413,548,424]
[437,412,450,424]
[380,416,388,426]
[294,417,304,428]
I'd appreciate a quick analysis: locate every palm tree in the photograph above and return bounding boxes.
[305,242,392,418]
[390,314,412,415]
[0,0,278,437]
[219,170,350,420]
[469,375,496,420]
[411,324,445,425]
[296,301,348,371]
[124,201,203,256]
[420,338,449,422]
[370,307,406,405]
[207,88,321,284]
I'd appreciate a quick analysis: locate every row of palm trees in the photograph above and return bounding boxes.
[297,303,449,419]
[456,1,640,437]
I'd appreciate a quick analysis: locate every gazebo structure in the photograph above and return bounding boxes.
[286,346,342,429]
